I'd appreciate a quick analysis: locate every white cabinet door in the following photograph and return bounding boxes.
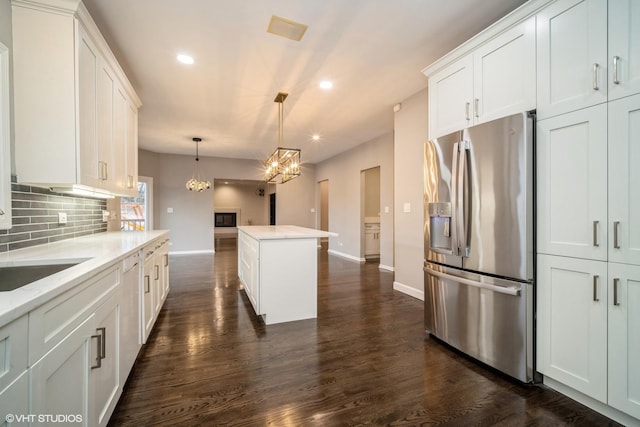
[608,262,640,419]
[30,315,94,426]
[473,16,536,124]
[125,102,138,194]
[537,105,608,261]
[97,62,115,189]
[141,253,155,343]
[91,291,120,427]
[0,42,11,230]
[0,371,28,427]
[428,55,473,139]
[608,0,640,100]
[536,0,608,119]
[238,232,260,314]
[78,26,101,189]
[119,259,140,386]
[537,254,608,403]
[111,85,128,194]
[609,94,640,265]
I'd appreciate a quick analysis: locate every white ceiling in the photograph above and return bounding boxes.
[82,0,527,164]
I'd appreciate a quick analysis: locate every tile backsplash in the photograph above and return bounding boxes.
[0,179,107,253]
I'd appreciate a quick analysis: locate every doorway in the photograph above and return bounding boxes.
[120,176,154,231]
[318,180,329,243]
[361,167,380,260]
[269,193,276,225]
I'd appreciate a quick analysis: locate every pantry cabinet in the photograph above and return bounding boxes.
[427,17,535,139]
[536,0,608,119]
[608,94,640,266]
[537,254,608,402]
[12,1,141,197]
[608,0,640,101]
[608,263,640,419]
[536,104,608,261]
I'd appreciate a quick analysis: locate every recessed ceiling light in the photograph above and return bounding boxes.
[177,54,194,65]
[312,134,320,141]
[319,80,333,90]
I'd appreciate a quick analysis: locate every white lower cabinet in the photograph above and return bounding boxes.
[608,263,640,419]
[91,290,121,427]
[0,372,29,427]
[538,255,640,422]
[537,254,608,402]
[30,315,94,426]
[142,248,156,343]
[141,238,170,343]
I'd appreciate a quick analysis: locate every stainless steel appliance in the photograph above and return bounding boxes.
[424,112,534,382]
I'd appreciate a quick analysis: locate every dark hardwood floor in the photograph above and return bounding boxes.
[109,238,619,426]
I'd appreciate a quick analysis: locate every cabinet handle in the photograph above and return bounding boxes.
[127,175,134,189]
[91,331,103,369]
[164,254,168,267]
[613,278,620,306]
[592,275,599,302]
[613,56,620,85]
[97,327,106,359]
[613,221,621,249]
[465,102,470,121]
[0,209,4,215]
[474,98,479,118]
[155,264,159,280]
[98,161,103,180]
[592,63,599,90]
[144,275,150,293]
[104,162,108,180]
[593,220,599,247]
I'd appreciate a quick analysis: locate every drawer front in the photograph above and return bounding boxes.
[29,266,120,365]
[0,315,28,393]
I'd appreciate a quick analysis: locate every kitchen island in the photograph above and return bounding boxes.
[237,225,337,325]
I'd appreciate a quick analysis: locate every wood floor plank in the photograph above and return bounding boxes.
[108,238,620,426]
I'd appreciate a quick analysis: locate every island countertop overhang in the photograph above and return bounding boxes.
[237,225,337,240]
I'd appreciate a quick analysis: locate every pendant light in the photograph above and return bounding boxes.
[185,137,211,192]
[264,92,301,184]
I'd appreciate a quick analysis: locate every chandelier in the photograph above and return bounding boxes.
[185,137,211,192]
[264,92,301,184]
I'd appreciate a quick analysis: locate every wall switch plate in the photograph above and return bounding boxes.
[58,212,67,224]
[167,207,174,214]
[384,206,390,214]
[403,203,411,213]
[310,208,316,213]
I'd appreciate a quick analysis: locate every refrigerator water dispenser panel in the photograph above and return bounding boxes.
[429,202,453,254]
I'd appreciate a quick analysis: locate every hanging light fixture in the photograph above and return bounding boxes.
[264,92,301,184]
[185,137,211,192]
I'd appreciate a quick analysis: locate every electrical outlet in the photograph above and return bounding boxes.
[58,212,67,225]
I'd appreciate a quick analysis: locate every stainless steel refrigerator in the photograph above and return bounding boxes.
[424,111,535,382]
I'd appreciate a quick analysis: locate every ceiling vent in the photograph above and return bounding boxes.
[267,15,308,42]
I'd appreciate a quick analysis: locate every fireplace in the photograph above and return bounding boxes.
[215,212,237,228]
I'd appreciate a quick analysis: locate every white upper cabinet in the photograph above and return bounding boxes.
[0,41,10,230]
[472,17,536,124]
[536,104,608,261]
[428,55,473,138]
[12,1,141,197]
[427,17,536,139]
[608,0,640,101]
[608,94,640,266]
[536,0,608,119]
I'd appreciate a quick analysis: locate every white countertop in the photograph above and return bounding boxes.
[238,225,338,240]
[0,230,169,327]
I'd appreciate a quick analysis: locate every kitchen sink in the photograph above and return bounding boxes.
[0,262,83,292]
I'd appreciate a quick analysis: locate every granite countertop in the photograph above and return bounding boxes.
[237,225,338,240]
[0,230,169,327]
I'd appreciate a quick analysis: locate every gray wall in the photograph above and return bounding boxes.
[364,167,380,218]
[315,132,394,268]
[393,88,428,299]
[139,149,316,252]
[0,0,14,174]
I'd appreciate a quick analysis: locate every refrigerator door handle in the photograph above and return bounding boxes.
[457,141,470,257]
[425,267,521,296]
[451,142,460,256]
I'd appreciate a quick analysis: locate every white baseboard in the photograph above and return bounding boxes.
[169,249,215,255]
[327,249,365,263]
[393,281,424,301]
[543,377,639,427]
[378,264,395,272]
